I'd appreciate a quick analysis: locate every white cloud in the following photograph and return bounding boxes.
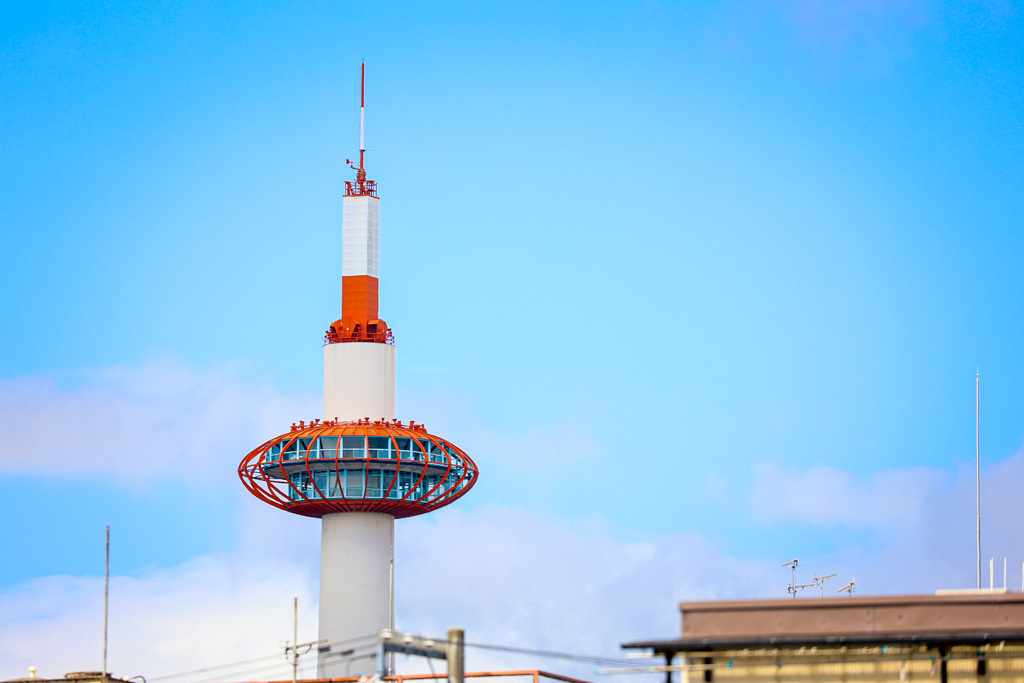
[0,553,320,682]
[750,461,942,529]
[397,507,777,678]
[0,360,318,485]
[400,387,601,494]
[6,450,1024,682]
[5,364,1024,682]
[0,504,778,683]
[749,452,1024,593]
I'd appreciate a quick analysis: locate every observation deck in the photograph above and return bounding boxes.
[238,419,477,519]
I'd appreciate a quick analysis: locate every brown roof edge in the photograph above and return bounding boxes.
[679,592,1024,612]
[623,632,1024,652]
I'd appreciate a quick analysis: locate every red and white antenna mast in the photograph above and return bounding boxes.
[346,61,376,197]
[359,60,366,171]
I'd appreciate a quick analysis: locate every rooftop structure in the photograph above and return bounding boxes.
[245,671,589,683]
[3,674,134,683]
[238,63,478,678]
[624,592,1024,683]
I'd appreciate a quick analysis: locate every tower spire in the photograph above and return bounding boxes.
[360,60,365,172]
[347,62,375,197]
[328,61,390,344]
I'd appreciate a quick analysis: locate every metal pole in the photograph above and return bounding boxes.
[359,62,365,170]
[977,370,981,590]
[389,555,395,675]
[103,526,109,683]
[446,628,464,683]
[292,597,298,683]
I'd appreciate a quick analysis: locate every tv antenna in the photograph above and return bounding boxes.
[813,573,837,597]
[783,558,798,594]
[783,558,814,598]
[838,578,856,597]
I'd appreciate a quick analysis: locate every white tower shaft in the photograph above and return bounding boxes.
[318,191,397,678]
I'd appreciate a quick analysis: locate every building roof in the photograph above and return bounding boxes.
[624,591,1024,653]
[246,670,590,683]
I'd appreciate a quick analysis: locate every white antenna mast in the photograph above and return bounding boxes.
[783,558,798,598]
[838,578,856,597]
[783,558,815,598]
[359,61,365,170]
[977,368,981,590]
[103,525,109,683]
[814,573,837,597]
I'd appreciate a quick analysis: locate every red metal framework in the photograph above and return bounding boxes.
[324,317,394,345]
[238,419,478,519]
[345,176,378,197]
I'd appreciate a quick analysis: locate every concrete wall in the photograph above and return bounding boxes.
[318,512,394,678]
[324,342,396,422]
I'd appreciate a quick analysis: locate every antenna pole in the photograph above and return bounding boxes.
[359,61,365,171]
[977,369,981,590]
[292,597,299,683]
[103,525,109,683]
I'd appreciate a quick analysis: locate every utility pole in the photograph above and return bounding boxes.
[447,628,465,683]
[285,599,325,683]
[292,598,298,683]
[378,628,465,681]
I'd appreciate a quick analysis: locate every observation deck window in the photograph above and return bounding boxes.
[313,471,329,499]
[260,435,474,508]
[427,441,446,463]
[345,468,365,497]
[367,468,382,498]
[394,438,414,460]
[282,439,302,461]
[396,470,415,498]
[342,436,365,458]
[411,439,425,461]
[368,436,392,459]
[318,436,339,458]
[267,442,282,462]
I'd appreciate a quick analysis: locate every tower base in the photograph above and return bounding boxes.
[318,511,395,678]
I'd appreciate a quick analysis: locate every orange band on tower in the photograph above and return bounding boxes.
[342,275,379,323]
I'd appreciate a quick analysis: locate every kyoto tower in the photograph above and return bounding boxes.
[238,63,478,678]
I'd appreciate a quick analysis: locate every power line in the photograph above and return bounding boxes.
[464,641,635,667]
[149,634,378,682]
[148,654,283,682]
[189,660,297,683]
[150,633,631,683]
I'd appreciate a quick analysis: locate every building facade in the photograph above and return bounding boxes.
[625,592,1024,683]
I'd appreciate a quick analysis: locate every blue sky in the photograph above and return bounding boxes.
[3,1,1024,679]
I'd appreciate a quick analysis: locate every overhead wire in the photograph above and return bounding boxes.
[463,641,636,667]
[148,633,636,683]
[188,660,296,683]
[148,634,378,683]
